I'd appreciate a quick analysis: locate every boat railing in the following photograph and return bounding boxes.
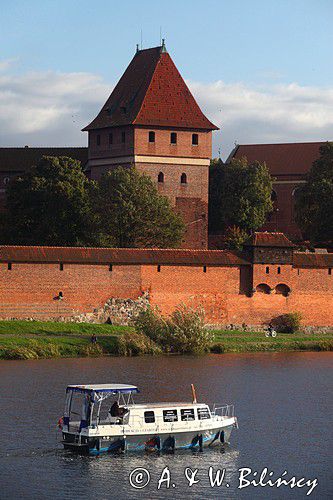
[211,404,234,418]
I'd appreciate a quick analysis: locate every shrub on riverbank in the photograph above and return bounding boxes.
[134,304,213,354]
[272,312,302,333]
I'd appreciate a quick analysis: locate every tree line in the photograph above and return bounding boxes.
[1,143,331,248]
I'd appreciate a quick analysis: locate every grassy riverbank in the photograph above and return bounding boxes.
[0,320,332,359]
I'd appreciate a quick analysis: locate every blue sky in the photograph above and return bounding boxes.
[1,0,332,156]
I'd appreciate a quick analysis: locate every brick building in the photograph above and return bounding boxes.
[227,142,329,239]
[83,42,218,249]
[0,232,332,326]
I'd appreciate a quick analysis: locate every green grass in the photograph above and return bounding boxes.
[0,321,332,359]
[210,329,333,353]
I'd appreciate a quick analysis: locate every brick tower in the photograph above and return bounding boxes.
[83,42,218,248]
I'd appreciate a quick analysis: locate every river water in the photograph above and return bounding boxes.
[0,352,332,499]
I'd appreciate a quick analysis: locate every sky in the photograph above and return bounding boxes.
[0,0,333,158]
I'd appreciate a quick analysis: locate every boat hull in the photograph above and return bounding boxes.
[62,424,234,455]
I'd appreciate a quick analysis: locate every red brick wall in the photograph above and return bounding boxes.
[0,260,332,326]
[88,126,134,160]
[261,182,303,239]
[134,127,212,159]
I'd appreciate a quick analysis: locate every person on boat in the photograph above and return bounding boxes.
[109,401,121,417]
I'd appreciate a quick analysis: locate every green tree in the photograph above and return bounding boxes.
[4,156,98,246]
[95,167,185,248]
[209,157,273,236]
[295,142,333,245]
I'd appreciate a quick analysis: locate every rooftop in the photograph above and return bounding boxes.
[83,45,218,131]
[0,246,249,266]
[0,147,88,173]
[66,384,139,394]
[229,141,329,176]
[245,232,295,248]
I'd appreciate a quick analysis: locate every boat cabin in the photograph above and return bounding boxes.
[63,384,212,432]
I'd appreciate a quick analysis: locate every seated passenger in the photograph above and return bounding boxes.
[109,401,120,417]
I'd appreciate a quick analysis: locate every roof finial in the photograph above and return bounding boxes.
[136,43,139,53]
[161,38,167,53]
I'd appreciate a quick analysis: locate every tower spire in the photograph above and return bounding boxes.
[161,38,167,53]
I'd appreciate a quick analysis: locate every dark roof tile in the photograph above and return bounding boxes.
[245,232,295,248]
[0,246,249,266]
[230,142,329,176]
[293,252,333,268]
[83,46,218,131]
[0,147,88,173]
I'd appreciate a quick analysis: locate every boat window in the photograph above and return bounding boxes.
[163,409,178,422]
[181,409,195,421]
[197,407,211,420]
[144,411,155,423]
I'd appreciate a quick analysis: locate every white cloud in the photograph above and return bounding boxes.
[188,80,333,158]
[0,59,332,158]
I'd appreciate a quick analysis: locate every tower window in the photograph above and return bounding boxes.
[121,131,126,143]
[158,172,164,183]
[329,268,332,275]
[265,266,269,274]
[157,265,161,272]
[60,263,64,271]
[203,266,207,273]
[109,132,113,145]
[192,133,199,145]
[171,132,177,144]
[96,134,101,146]
[149,131,155,143]
[7,262,12,271]
[277,267,281,274]
[180,173,187,184]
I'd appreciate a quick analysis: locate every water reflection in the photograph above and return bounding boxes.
[0,352,332,499]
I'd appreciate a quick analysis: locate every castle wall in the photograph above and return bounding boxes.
[0,259,332,326]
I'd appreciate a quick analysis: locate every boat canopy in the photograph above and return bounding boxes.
[66,384,139,395]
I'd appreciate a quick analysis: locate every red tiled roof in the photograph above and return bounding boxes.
[230,142,329,176]
[293,252,333,268]
[0,147,88,173]
[83,46,218,131]
[245,232,295,248]
[0,246,248,266]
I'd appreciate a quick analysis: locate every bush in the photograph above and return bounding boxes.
[272,313,302,333]
[114,332,162,356]
[134,304,212,355]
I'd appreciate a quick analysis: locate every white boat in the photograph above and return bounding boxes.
[60,383,238,454]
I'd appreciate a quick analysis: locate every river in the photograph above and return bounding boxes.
[0,352,332,499]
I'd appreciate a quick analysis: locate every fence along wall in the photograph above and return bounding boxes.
[0,244,332,326]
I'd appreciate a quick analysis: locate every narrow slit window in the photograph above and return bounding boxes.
[180,173,187,184]
[149,131,155,143]
[265,266,269,274]
[60,263,64,271]
[157,265,161,272]
[192,133,198,145]
[96,134,101,146]
[158,172,164,183]
[170,132,177,144]
[109,264,113,272]
[203,266,207,273]
[277,267,281,274]
[329,268,332,275]
[8,262,12,271]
